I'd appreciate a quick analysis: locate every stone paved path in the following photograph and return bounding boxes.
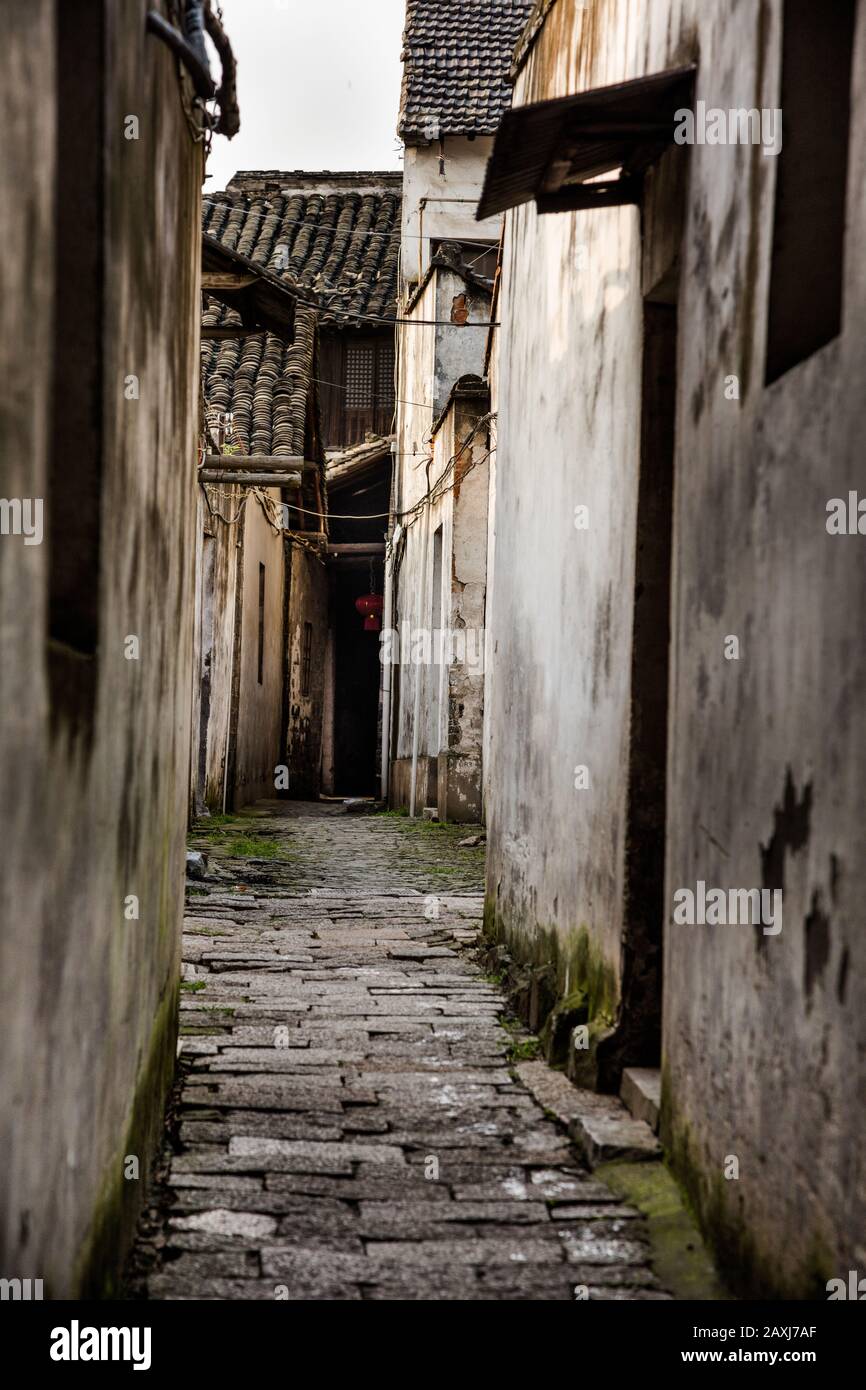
[130,802,666,1300]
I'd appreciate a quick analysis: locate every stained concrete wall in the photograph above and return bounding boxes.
[485,0,866,1295]
[0,0,202,1294]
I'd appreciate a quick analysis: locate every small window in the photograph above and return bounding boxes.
[301,621,313,698]
[345,342,375,409]
[343,336,394,441]
[764,0,856,384]
[432,238,499,282]
[376,340,395,412]
[257,563,265,685]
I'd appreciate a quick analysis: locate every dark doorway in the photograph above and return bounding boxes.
[598,298,677,1091]
[332,564,384,795]
[327,455,391,796]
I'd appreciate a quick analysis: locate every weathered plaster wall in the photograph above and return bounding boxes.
[393,274,438,800]
[393,125,496,816]
[0,0,201,1294]
[401,137,501,288]
[230,491,286,807]
[486,31,642,1020]
[487,0,866,1295]
[438,389,490,823]
[194,483,242,812]
[433,267,492,414]
[660,0,866,1298]
[392,323,490,819]
[482,343,500,819]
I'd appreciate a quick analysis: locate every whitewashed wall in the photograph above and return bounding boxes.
[485,0,866,1295]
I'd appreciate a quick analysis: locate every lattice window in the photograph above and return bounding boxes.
[345,343,375,409]
[376,341,395,410]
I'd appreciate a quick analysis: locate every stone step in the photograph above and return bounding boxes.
[515,1060,661,1166]
[568,1101,661,1167]
[620,1067,662,1133]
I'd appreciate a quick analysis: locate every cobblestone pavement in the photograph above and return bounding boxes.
[129,802,666,1300]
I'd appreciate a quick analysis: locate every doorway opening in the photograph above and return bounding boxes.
[331,563,384,795]
[323,452,391,798]
[598,296,678,1091]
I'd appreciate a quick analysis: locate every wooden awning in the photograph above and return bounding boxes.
[201,233,315,339]
[477,64,696,219]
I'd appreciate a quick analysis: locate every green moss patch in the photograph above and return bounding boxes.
[596,1157,730,1301]
[661,1072,835,1299]
[483,901,618,1081]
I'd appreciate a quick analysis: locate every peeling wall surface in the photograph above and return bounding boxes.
[433,268,492,414]
[486,0,866,1294]
[0,0,201,1293]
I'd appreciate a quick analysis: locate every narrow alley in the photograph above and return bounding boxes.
[3,0,863,1349]
[129,806,664,1301]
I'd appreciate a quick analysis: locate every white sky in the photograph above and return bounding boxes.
[205,0,406,193]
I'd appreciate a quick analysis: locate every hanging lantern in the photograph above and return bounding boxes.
[355,593,384,632]
[355,558,383,632]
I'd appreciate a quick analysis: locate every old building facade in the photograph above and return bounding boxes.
[386,0,533,816]
[194,172,401,807]
[0,0,232,1294]
[478,0,865,1296]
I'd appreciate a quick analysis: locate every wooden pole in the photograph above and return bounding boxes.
[202,454,310,471]
[199,470,302,487]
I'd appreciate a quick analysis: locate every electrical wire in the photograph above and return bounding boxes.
[309,374,434,411]
[205,300,498,330]
[281,414,495,527]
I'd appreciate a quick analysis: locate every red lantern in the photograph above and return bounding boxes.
[355,593,384,632]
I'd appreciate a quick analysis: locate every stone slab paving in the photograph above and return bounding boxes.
[130,804,667,1301]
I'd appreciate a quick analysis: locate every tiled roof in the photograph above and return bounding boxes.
[398,0,534,141]
[201,178,401,327]
[201,307,318,458]
[200,175,402,466]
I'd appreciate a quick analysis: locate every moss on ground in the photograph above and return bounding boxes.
[660,1067,836,1299]
[596,1158,731,1301]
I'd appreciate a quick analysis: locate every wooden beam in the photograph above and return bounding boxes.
[202,453,309,471]
[536,174,643,213]
[326,543,386,555]
[201,326,251,340]
[199,470,302,487]
[202,271,259,290]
